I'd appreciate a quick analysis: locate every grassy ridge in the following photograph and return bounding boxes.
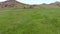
[0,7,60,34]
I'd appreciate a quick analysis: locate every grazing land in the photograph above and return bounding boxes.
[0,6,60,34]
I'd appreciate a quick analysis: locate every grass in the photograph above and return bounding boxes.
[0,7,60,34]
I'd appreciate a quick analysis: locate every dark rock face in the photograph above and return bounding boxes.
[0,0,16,8]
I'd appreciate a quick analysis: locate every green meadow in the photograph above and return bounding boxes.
[0,7,60,34]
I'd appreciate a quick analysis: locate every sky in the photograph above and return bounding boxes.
[0,0,60,5]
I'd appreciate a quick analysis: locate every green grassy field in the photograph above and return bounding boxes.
[0,7,60,34]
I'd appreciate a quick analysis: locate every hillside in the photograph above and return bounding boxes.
[0,0,60,9]
[0,6,60,34]
[0,0,30,9]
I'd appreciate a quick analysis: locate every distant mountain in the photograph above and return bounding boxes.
[40,1,60,7]
[49,1,60,6]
